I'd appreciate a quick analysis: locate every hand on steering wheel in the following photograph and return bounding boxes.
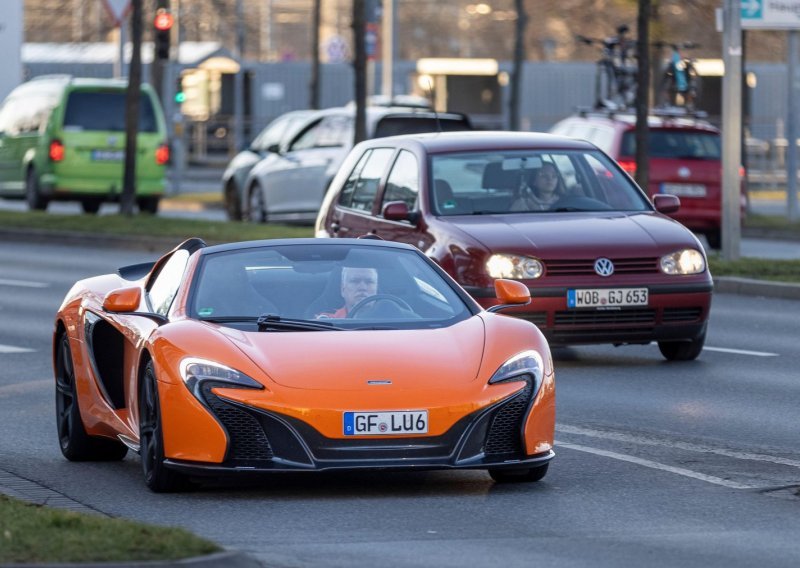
[346,294,414,318]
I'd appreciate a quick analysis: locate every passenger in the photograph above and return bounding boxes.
[510,163,564,211]
[316,266,378,318]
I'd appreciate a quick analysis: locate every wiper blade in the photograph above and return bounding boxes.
[256,314,344,332]
[551,207,584,212]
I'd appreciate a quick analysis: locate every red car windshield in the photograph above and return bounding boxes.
[429,149,652,216]
[621,130,721,160]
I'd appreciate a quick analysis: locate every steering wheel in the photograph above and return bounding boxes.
[346,294,414,318]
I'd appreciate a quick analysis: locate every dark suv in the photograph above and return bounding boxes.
[242,105,472,224]
[550,110,741,249]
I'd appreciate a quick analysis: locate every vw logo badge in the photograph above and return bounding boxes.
[678,166,691,178]
[594,258,614,277]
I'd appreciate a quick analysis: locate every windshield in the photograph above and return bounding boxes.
[430,149,652,215]
[621,130,721,160]
[190,244,474,330]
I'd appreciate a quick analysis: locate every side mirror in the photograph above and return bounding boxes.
[103,287,142,313]
[653,194,680,214]
[382,201,418,223]
[266,143,281,154]
[487,279,531,312]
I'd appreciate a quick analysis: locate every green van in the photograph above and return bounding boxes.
[0,76,168,213]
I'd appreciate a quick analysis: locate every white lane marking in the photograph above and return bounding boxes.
[704,346,778,357]
[557,441,755,490]
[0,344,35,354]
[0,278,48,288]
[558,424,800,469]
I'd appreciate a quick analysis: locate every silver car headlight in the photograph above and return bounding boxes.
[179,358,263,398]
[488,350,544,396]
[486,254,543,280]
[660,249,706,275]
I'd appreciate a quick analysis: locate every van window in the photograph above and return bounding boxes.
[621,130,721,159]
[62,91,158,133]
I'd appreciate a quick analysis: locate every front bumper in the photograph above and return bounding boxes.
[163,377,553,475]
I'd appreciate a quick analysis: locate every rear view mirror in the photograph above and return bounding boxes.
[103,287,141,313]
[653,194,680,214]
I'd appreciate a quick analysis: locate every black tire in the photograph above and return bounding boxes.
[705,229,721,250]
[246,184,266,223]
[225,179,243,221]
[489,463,549,483]
[139,361,189,492]
[81,199,102,214]
[137,196,160,214]
[26,168,49,211]
[658,329,706,361]
[55,334,128,461]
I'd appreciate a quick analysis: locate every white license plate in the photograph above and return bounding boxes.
[661,183,707,197]
[567,288,648,308]
[343,411,428,436]
[91,149,124,161]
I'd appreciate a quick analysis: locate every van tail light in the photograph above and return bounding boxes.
[49,140,65,162]
[617,159,637,175]
[739,166,746,179]
[155,143,170,165]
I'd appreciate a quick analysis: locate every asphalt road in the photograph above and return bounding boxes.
[1,240,799,568]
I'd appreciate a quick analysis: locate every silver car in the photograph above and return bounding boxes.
[243,106,472,224]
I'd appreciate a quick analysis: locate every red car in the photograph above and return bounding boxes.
[550,110,742,250]
[316,132,713,361]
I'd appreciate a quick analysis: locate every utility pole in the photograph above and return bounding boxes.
[233,0,245,151]
[721,0,742,260]
[121,0,143,216]
[634,0,651,191]
[509,0,527,131]
[151,0,169,108]
[310,0,321,109]
[381,0,395,97]
[353,0,367,144]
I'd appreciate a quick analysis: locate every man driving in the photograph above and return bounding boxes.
[317,267,378,318]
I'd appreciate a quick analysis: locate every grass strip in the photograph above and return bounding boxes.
[709,255,800,283]
[0,495,220,563]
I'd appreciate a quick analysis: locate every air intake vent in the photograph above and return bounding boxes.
[484,379,533,456]
[201,384,273,462]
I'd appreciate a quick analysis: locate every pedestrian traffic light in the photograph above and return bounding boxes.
[153,8,173,60]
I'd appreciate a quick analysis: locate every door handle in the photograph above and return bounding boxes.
[331,221,340,234]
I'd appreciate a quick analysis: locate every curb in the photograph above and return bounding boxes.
[713,276,800,300]
[0,551,262,568]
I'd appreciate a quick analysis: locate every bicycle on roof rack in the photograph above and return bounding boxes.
[654,41,701,111]
[576,25,638,111]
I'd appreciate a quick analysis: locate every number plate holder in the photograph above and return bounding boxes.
[567,288,649,309]
[343,411,428,436]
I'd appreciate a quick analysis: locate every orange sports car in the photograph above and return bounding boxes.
[53,238,555,492]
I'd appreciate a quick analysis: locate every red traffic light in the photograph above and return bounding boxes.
[154,9,174,32]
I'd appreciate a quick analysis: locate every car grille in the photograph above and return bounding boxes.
[662,307,703,322]
[545,257,659,276]
[554,308,656,326]
[201,384,274,462]
[484,378,533,456]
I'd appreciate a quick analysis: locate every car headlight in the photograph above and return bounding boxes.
[660,249,706,275]
[179,358,263,398]
[488,350,544,393]
[486,254,543,279]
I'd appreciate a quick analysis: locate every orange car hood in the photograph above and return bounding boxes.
[220,317,486,390]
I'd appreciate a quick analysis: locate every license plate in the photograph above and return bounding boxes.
[661,183,707,197]
[343,411,428,436]
[567,288,648,308]
[91,149,124,161]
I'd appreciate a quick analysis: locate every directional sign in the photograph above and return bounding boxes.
[741,0,800,29]
[101,0,131,27]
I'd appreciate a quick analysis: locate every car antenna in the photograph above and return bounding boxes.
[425,77,442,133]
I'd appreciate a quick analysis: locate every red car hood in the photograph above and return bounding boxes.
[446,212,700,257]
[221,317,486,391]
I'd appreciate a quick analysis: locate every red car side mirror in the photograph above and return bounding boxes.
[382,201,412,222]
[653,194,681,214]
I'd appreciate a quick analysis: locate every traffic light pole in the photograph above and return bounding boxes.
[721,0,743,260]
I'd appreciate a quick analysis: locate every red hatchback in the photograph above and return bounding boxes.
[550,110,737,249]
[316,132,713,360]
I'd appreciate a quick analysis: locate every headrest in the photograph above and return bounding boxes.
[482,162,521,190]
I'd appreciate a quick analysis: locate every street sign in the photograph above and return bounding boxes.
[741,0,800,29]
[101,0,131,27]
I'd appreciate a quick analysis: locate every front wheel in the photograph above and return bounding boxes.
[81,199,102,214]
[224,180,243,221]
[658,329,706,361]
[489,463,549,483]
[139,362,190,492]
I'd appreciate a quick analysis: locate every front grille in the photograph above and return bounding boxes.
[545,257,659,277]
[201,384,273,462]
[554,308,656,326]
[662,307,703,322]
[484,379,533,456]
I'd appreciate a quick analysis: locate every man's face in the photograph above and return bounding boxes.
[341,267,378,310]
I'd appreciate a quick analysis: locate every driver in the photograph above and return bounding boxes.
[316,267,378,318]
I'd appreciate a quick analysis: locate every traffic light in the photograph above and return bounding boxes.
[153,8,174,60]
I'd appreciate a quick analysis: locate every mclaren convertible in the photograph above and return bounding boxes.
[53,238,555,492]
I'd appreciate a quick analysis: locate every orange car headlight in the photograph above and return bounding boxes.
[488,350,544,391]
[179,358,263,399]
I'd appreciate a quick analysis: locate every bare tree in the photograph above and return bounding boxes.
[121,0,143,217]
[509,0,528,131]
[353,0,367,144]
[634,0,651,191]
